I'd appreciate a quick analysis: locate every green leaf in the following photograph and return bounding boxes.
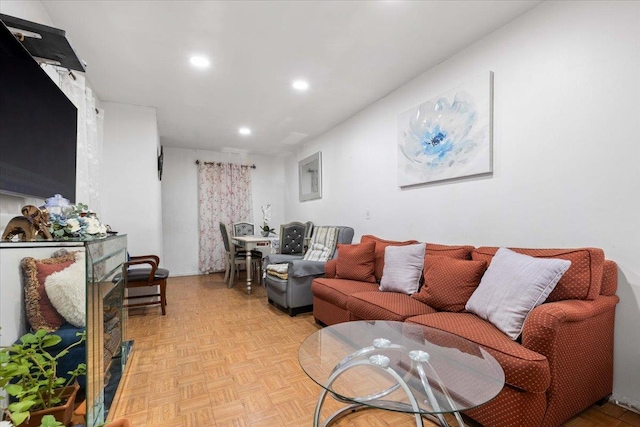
[26,384,43,395]
[2,361,24,376]
[40,415,65,427]
[20,333,37,344]
[8,399,36,412]
[42,335,62,348]
[5,383,23,396]
[32,353,46,365]
[10,410,29,426]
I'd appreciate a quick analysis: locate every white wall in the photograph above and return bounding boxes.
[101,102,163,258]
[285,1,640,409]
[162,146,285,276]
[0,0,53,26]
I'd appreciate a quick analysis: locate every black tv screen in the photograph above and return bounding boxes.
[0,21,77,202]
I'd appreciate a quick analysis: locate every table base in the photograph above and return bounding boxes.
[316,401,464,427]
[312,339,466,427]
[314,385,465,427]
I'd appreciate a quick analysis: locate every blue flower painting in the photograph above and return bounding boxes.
[398,72,493,186]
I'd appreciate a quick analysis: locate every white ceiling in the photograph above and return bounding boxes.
[42,1,542,156]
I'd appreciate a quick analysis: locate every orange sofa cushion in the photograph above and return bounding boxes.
[335,241,376,283]
[407,312,550,393]
[360,235,419,282]
[413,256,487,312]
[425,243,475,260]
[324,258,337,278]
[311,277,379,310]
[472,247,604,301]
[347,291,436,321]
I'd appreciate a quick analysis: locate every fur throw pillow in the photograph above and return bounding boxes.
[45,251,86,327]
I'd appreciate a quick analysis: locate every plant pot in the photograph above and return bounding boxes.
[261,231,269,237]
[21,382,80,427]
[105,419,133,427]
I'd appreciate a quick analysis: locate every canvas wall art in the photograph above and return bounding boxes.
[398,71,493,186]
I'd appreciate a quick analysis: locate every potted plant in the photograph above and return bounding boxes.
[260,204,275,237]
[260,224,275,237]
[1,329,86,426]
[0,415,69,427]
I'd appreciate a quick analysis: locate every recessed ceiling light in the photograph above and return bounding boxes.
[189,55,210,68]
[292,80,309,91]
[238,127,251,135]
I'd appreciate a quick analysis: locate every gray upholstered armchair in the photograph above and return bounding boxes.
[264,225,354,316]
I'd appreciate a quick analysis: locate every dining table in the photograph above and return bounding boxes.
[231,235,278,294]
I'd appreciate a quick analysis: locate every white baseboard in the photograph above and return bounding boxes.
[611,393,640,415]
[169,271,218,277]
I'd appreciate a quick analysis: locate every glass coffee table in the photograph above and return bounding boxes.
[299,321,505,427]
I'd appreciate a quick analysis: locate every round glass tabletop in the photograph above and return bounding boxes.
[299,320,505,417]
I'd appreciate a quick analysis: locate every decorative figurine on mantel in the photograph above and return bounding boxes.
[1,194,108,242]
[1,205,53,241]
[47,201,108,240]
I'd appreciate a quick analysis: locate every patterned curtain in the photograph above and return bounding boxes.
[198,162,254,272]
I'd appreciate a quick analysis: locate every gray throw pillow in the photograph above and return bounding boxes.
[465,247,571,340]
[379,243,426,294]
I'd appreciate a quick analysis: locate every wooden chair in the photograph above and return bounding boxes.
[122,255,169,315]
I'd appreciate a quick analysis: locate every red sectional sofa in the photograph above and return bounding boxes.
[311,236,619,427]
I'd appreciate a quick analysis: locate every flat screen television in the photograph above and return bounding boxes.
[0,20,77,202]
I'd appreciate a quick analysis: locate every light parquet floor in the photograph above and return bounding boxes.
[109,274,640,427]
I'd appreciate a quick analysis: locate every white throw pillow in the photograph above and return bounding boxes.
[45,251,86,327]
[379,243,426,294]
[465,247,571,340]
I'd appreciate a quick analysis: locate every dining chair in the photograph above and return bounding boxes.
[232,222,264,256]
[232,221,264,279]
[232,222,255,237]
[220,222,261,288]
[122,254,169,315]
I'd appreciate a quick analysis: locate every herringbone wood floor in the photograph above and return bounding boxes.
[108,274,640,427]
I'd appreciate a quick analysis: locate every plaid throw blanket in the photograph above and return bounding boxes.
[303,226,339,262]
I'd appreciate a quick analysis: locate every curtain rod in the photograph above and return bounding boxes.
[195,160,256,169]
